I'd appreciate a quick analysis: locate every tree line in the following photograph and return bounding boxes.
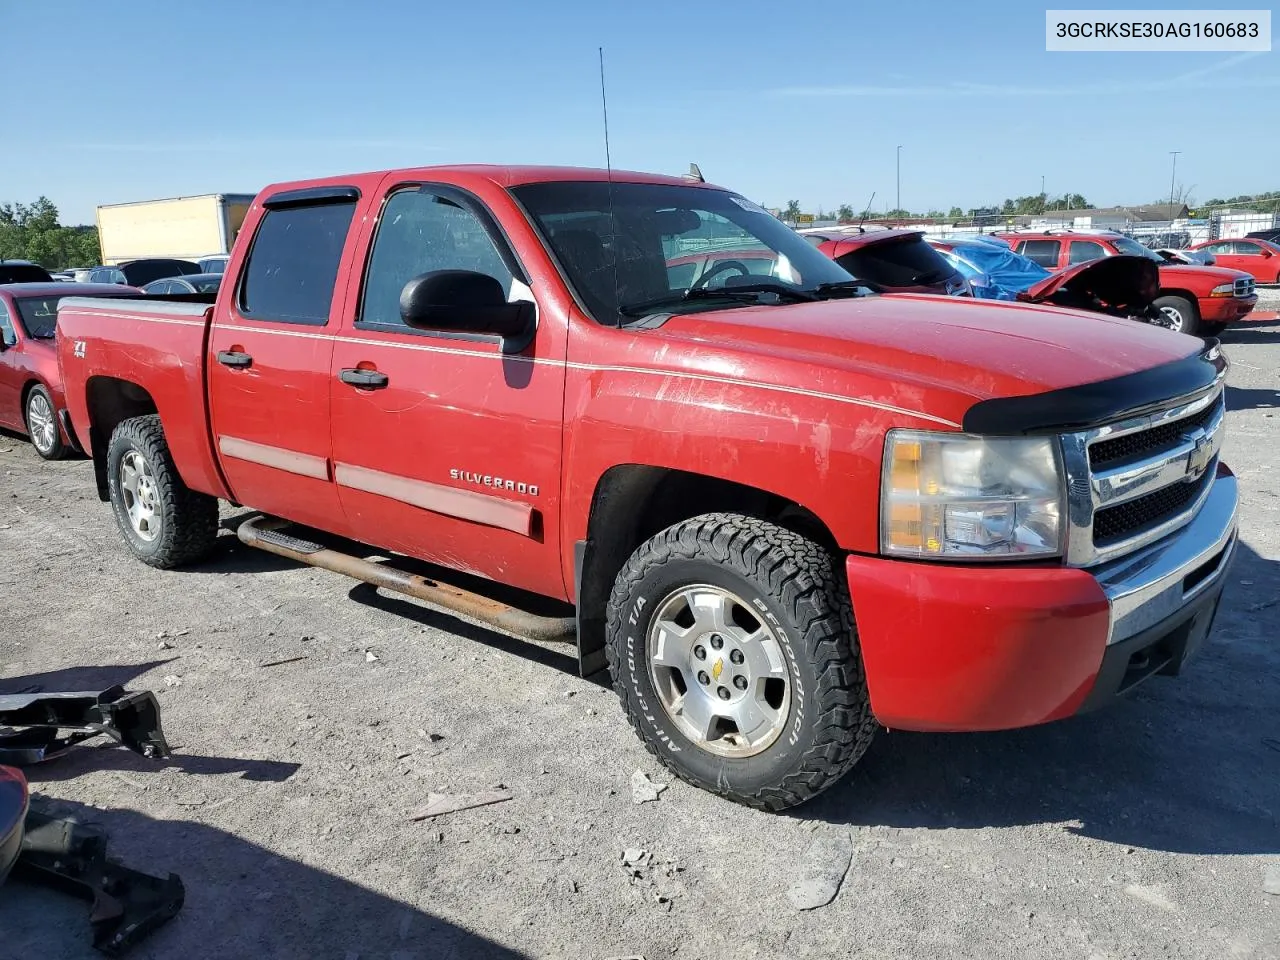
[781,192,1092,223]
[0,198,101,269]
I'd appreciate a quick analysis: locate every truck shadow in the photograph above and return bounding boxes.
[1225,384,1279,411]
[0,797,532,960]
[800,539,1280,856]
[1220,317,1280,346]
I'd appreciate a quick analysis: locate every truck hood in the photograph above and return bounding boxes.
[1157,262,1252,285]
[658,294,1200,428]
[1018,256,1158,308]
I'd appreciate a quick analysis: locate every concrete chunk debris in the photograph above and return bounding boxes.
[630,770,668,804]
[409,790,512,821]
[162,674,182,687]
[364,650,379,662]
[786,832,854,910]
[621,847,648,867]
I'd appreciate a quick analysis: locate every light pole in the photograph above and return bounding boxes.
[1169,151,1181,211]
[896,145,902,214]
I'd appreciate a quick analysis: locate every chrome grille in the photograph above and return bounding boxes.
[1061,386,1225,566]
[1235,277,1255,298]
[1092,470,1212,546]
[1088,401,1218,471]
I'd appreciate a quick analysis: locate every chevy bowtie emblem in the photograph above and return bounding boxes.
[711,658,724,682]
[1185,431,1214,480]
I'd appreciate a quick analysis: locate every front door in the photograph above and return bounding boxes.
[207,190,360,532]
[328,182,568,600]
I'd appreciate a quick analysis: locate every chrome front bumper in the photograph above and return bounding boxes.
[1091,470,1238,645]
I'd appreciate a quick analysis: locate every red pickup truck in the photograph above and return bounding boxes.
[57,166,1238,810]
[997,230,1257,336]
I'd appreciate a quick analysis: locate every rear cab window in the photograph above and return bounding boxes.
[238,194,359,325]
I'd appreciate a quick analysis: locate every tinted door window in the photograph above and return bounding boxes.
[1205,241,1233,255]
[1019,239,1061,268]
[239,200,357,325]
[1233,241,1261,256]
[359,189,514,331]
[1068,240,1107,264]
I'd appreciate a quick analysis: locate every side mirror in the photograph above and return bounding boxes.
[1261,248,1274,258]
[399,270,533,349]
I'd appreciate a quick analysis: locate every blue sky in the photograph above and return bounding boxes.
[2,0,1275,223]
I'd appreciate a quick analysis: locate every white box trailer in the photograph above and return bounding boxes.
[95,193,255,265]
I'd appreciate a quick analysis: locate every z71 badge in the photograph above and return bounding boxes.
[73,340,86,358]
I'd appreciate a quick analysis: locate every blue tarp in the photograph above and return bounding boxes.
[933,239,1052,300]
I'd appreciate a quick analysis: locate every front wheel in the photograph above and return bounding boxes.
[106,415,218,569]
[1152,295,1199,336]
[24,385,64,460]
[606,513,877,810]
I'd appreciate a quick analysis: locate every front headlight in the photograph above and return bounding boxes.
[881,430,1064,559]
[1208,282,1234,298]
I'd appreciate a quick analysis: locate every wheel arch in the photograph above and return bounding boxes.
[84,376,159,501]
[1156,288,1201,319]
[572,464,838,676]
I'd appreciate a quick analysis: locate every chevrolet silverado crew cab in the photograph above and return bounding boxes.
[997,229,1257,336]
[57,166,1238,810]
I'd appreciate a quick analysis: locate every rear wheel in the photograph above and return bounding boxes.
[606,513,877,810]
[106,415,218,569]
[1152,295,1199,336]
[24,385,64,460]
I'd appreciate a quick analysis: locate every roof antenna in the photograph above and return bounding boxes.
[856,191,876,232]
[685,163,704,183]
[598,46,622,326]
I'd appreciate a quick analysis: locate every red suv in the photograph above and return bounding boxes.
[997,230,1257,336]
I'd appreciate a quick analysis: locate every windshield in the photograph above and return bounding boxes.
[512,181,855,322]
[1111,236,1163,262]
[14,296,66,338]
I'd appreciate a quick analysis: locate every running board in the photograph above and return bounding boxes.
[236,515,577,644]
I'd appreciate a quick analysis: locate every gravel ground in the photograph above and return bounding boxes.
[0,320,1277,960]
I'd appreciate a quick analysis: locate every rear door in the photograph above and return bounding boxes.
[327,179,568,599]
[1200,241,1238,270]
[1016,239,1062,269]
[1229,240,1277,281]
[207,186,362,532]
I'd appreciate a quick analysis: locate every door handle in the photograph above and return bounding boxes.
[217,350,253,369]
[339,368,389,389]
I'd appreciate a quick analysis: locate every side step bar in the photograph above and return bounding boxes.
[236,515,577,644]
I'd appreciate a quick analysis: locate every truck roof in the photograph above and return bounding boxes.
[260,164,720,195]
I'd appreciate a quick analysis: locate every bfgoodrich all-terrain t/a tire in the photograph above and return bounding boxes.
[606,513,877,811]
[106,415,218,569]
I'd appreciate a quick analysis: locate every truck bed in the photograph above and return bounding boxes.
[56,297,230,501]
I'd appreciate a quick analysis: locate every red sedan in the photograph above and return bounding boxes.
[1189,237,1280,283]
[0,283,139,458]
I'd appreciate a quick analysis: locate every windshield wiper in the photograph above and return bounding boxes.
[813,279,882,297]
[618,282,818,318]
